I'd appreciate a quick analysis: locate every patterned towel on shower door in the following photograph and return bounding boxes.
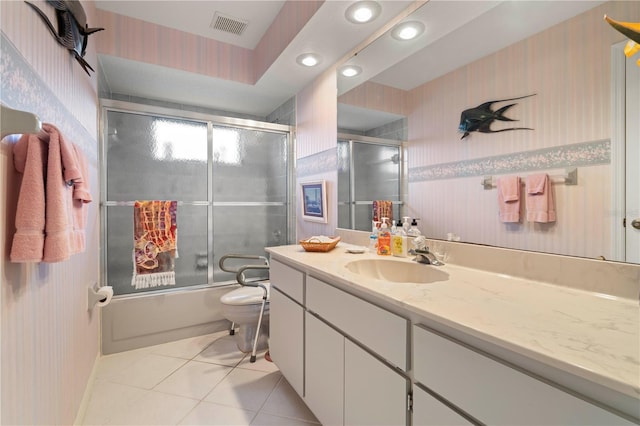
[132,200,178,289]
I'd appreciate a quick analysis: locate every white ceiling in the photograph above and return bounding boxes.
[96,0,604,121]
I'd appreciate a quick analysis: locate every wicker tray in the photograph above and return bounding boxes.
[299,236,341,252]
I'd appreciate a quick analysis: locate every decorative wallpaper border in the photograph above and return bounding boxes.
[0,32,97,162]
[409,139,610,182]
[297,148,337,178]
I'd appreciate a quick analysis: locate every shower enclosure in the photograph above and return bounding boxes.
[338,136,403,231]
[101,101,293,297]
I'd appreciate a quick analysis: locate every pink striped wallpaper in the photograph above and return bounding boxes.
[253,1,324,82]
[96,1,323,86]
[338,80,409,116]
[1,1,101,424]
[406,1,639,260]
[296,67,338,238]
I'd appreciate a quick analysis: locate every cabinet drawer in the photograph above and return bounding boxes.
[270,259,304,303]
[412,385,473,426]
[413,325,633,425]
[307,276,408,370]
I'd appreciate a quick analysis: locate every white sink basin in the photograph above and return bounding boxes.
[344,259,449,284]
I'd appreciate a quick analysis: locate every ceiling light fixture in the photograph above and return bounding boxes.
[340,65,362,77]
[391,21,425,41]
[296,53,322,67]
[345,1,381,24]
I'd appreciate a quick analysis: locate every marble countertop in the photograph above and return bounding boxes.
[266,243,640,403]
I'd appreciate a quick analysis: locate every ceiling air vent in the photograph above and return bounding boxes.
[210,12,248,36]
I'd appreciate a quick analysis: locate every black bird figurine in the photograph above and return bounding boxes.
[25,0,104,75]
[458,94,536,140]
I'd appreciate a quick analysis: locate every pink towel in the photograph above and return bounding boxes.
[496,176,520,223]
[526,173,556,223]
[11,123,92,263]
[71,144,92,254]
[10,131,47,262]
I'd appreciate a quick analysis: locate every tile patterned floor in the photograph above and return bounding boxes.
[80,331,320,425]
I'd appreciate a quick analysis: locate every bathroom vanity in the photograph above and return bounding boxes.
[266,244,639,425]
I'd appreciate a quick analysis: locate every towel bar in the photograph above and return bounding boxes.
[482,168,578,190]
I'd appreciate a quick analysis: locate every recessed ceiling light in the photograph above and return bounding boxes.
[340,65,362,77]
[391,21,425,41]
[296,53,322,67]
[345,1,381,24]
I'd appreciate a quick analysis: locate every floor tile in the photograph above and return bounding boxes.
[204,368,281,411]
[194,335,247,367]
[150,331,227,359]
[250,412,321,426]
[154,360,232,400]
[178,400,257,426]
[236,350,279,373]
[81,380,147,425]
[260,377,319,423]
[104,390,198,425]
[105,353,188,389]
[94,346,155,381]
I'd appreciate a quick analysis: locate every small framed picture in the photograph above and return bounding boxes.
[301,180,327,223]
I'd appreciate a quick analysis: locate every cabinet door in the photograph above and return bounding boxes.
[413,325,634,426]
[305,313,344,426]
[413,385,474,426]
[269,288,304,396]
[344,339,408,426]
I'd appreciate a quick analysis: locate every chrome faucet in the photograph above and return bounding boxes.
[409,236,444,266]
[410,248,444,266]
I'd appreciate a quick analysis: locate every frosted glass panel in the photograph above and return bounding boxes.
[106,111,208,201]
[213,205,287,282]
[106,205,208,296]
[338,140,401,230]
[353,142,400,202]
[212,125,287,203]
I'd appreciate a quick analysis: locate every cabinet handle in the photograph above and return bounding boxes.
[632,219,640,230]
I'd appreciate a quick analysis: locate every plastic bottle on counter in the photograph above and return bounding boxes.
[369,221,380,253]
[407,218,421,237]
[377,218,391,255]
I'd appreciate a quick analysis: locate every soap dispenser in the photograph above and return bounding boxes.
[401,216,411,236]
[377,218,391,255]
[369,221,380,253]
[391,220,409,258]
[407,218,421,237]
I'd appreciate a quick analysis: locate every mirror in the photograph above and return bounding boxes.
[337,0,639,264]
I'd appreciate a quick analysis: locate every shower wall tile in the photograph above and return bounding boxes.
[0,1,101,423]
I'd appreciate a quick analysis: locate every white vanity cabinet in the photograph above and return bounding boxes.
[306,275,409,426]
[412,385,474,426]
[305,312,344,426]
[413,325,635,426]
[269,260,304,396]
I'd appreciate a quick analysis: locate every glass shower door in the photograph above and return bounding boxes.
[103,108,290,296]
[211,125,288,282]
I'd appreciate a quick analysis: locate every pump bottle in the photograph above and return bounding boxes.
[377,218,391,255]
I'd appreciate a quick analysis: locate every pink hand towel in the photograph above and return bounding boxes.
[526,173,556,223]
[496,176,521,223]
[10,132,47,262]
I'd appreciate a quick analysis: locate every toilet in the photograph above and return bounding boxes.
[220,282,270,355]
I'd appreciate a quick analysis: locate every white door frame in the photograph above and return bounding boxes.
[611,41,640,263]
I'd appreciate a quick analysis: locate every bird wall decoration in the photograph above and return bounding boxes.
[458,94,536,140]
[25,0,104,76]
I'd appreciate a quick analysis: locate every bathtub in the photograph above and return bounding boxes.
[100,285,237,354]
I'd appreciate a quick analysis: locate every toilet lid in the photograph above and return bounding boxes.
[221,282,270,306]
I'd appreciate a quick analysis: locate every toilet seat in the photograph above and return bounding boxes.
[221,282,270,306]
